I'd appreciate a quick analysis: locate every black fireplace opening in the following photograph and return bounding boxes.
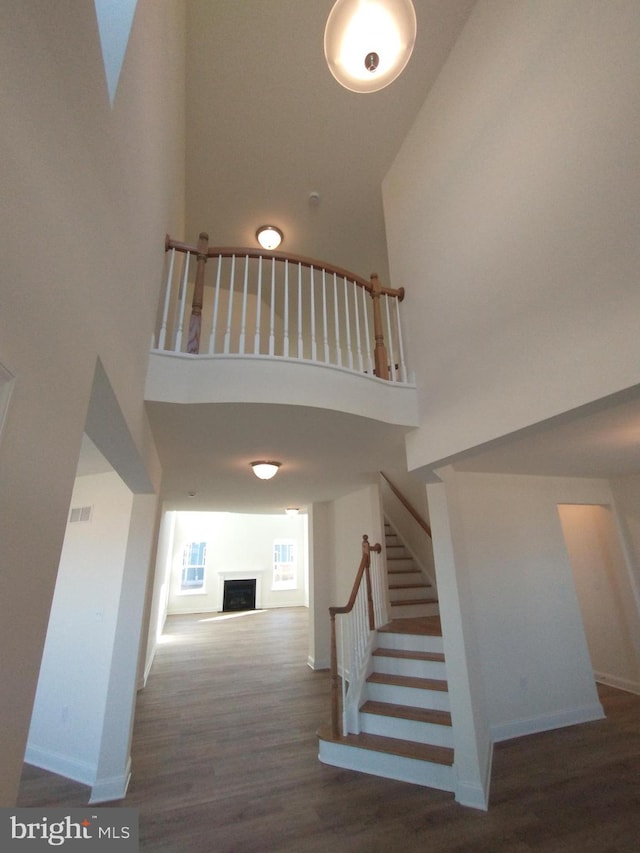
[223,579,256,612]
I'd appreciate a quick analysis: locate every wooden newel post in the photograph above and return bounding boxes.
[329,610,340,738]
[362,535,376,631]
[187,231,209,354]
[370,274,389,380]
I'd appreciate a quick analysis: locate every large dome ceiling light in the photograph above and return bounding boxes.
[256,225,283,251]
[324,0,417,94]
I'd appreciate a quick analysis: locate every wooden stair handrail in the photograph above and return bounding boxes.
[329,535,382,738]
[381,472,432,538]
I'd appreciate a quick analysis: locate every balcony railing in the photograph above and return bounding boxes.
[153,232,410,383]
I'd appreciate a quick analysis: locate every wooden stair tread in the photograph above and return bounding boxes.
[367,672,448,692]
[317,725,454,766]
[391,597,438,606]
[388,583,433,590]
[373,647,445,663]
[360,700,452,727]
[378,617,442,636]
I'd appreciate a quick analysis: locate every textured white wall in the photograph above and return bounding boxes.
[383,0,640,470]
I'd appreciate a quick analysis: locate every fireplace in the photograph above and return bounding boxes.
[222,578,256,612]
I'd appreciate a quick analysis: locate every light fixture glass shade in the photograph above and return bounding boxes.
[256,225,283,251]
[285,507,299,515]
[250,461,281,480]
[324,0,417,93]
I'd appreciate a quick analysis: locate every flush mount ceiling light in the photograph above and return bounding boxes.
[324,0,417,93]
[256,225,283,251]
[285,507,300,515]
[250,460,281,480]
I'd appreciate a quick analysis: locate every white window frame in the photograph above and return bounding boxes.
[272,538,296,590]
[179,541,207,595]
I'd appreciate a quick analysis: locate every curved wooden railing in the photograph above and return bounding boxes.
[154,232,410,383]
[329,535,385,738]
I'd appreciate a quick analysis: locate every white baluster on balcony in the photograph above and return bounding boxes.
[343,276,353,371]
[297,263,303,359]
[394,295,408,383]
[332,273,342,367]
[223,254,236,354]
[361,286,373,376]
[254,257,263,354]
[353,281,364,373]
[157,247,175,350]
[208,254,223,354]
[283,260,290,358]
[174,251,190,352]
[309,266,317,361]
[384,295,397,382]
[239,255,249,353]
[321,269,329,364]
[269,257,276,356]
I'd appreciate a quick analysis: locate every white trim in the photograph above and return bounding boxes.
[307,654,329,671]
[454,738,493,811]
[90,756,132,803]
[490,701,605,743]
[24,743,95,787]
[0,360,15,442]
[595,671,640,695]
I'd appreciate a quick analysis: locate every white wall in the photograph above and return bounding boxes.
[383,0,640,471]
[330,484,384,608]
[0,0,185,804]
[166,512,308,614]
[559,504,640,695]
[26,472,134,786]
[437,470,605,741]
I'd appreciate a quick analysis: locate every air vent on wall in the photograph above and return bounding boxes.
[69,505,92,524]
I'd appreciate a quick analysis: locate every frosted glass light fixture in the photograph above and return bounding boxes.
[285,507,299,515]
[324,0,417,93]
[250,461,281,480]
[256,225,283,250]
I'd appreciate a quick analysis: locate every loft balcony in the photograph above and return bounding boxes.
[145,233,418,426]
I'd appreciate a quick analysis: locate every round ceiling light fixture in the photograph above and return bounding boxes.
[324,0,417,93]
[250,460,281,480]
[256,225,283,251]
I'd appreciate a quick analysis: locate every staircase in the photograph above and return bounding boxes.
[318,523,455,793]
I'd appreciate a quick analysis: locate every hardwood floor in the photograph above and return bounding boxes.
[18,608,640,851]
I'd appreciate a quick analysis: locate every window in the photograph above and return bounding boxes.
[272,539,296,590]
[181,541,206,592]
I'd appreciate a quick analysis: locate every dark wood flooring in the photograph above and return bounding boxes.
[18,607,640,851]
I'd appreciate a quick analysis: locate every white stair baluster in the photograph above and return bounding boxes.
[223,254,236,354]
[343,276,353,371]
[254,257,263,354]
[333,273,342,367]
[269,257,276,356]
[353,281,364,373]
[209,254,222,354]
[297,263,303,359]
[283,260,290,358]
[174,250,190,352]
[322,269,329,364]
[157,247,175,350]
[394,295,408,383]
[384,295,397,381]
[239,255,249,353]
[361,286,373,376]
[309,266,317,362]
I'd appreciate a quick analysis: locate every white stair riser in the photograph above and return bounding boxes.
[387,570,424,584]
[386,556,413,569]
[376,631,444,655]
[359,713,454,747]
[389,586,435,602]
[318,740,455,792]
[390,602,440,619]
[373,656,447,680]
[365,682,450,711]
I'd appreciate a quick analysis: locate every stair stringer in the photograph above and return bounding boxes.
[384,514,436,591]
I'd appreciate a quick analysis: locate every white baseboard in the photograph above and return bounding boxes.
[89,757,132,803]
[307,655,329,670]
[490,701,604,743]
[24,743,96,787]
[454,736,493,811]
[595,671,640,695]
